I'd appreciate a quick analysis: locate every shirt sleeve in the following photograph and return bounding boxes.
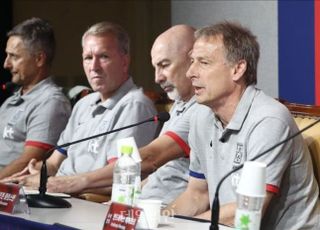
[188,113,206,179]
[162,103,199,157]
[163,131,190,157]
[189,149,206,179]
[25,95,71,149]
[245,117,295,194]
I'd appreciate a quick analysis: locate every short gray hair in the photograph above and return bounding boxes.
[82,21,130,55]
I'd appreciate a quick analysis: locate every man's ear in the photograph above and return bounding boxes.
[232,59,247,81]
[122,54,130,73]
[35,51,47,67]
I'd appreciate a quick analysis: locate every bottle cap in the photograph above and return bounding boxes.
[121,145,133,155]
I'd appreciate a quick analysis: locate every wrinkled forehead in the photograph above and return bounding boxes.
[190,36,225,56]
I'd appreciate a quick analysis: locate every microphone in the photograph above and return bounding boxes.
[26,112,170,208]
[58,111,170,148]
[1,82,18,93]
[210,117,320,230]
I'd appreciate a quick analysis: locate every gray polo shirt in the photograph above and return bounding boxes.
[140,96,198,205]
[0,77,71,168]
[189,85,320,229]
[56,78,157,176]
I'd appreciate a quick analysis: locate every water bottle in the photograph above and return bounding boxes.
[234,194,264,230]
[133,161,141,205]
[234,161,266,230]
[111,145,140,206]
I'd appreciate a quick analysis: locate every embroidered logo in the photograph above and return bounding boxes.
[234,143,244,165]
[3,126,14,139]
[88,139,99,154]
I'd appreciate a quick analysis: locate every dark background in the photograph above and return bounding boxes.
[0,0,171,105]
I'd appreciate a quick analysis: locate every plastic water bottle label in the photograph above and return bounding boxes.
[235,209,261,230]
[111,183,135,205]
[132,176,141,205]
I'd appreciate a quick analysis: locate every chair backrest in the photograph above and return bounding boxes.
[144,90,173,138]
[67,85,92,107]
[280,100,320,189]
[144,90,173,112]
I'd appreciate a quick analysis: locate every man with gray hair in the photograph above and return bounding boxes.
[0,18,71,179]
[6,21,157,186]
[164,21,319,229]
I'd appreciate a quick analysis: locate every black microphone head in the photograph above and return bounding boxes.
[1,82,18,93]
[1,83,7,91]
[156,111,170,122]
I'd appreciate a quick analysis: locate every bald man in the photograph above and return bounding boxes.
[16,25,199,199]
[139,25,199,204]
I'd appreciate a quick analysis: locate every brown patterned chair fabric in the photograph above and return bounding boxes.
[280,100,320,192]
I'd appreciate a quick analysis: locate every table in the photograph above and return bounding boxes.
[2,197,233,229]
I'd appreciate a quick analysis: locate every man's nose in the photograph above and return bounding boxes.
[90,57,101,71]
[186,63,196,79]
[3,56,11,69]
[155,69,166,84]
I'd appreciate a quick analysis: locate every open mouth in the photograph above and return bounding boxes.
[163,86,174,92]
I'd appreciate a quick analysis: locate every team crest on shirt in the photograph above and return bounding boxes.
[87,120,109,155]
[233,142,244,165]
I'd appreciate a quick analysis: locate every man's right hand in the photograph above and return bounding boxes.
[0,158,40,184]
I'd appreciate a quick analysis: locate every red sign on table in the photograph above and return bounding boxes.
[0,183,20,213]
[103,202,142,230]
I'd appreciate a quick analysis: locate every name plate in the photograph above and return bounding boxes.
[103,202,141,230]
[0,183,20,213]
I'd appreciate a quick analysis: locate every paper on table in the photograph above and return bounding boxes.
[23,187,71,198]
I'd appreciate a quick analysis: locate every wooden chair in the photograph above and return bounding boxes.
[76,187,112,203]
[280,100,320,190]
[67,85,92,107]
[77,193,111,203]
[144,90,173,112]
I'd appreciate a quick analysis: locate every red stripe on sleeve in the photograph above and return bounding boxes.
[164,131,190,157]
[266,184,279,194]
[107,157,118,164]
[25,141,53,151]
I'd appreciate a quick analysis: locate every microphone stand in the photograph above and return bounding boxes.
[27,147,72,208]
[26,112,169,208]
[210,118,320,229]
